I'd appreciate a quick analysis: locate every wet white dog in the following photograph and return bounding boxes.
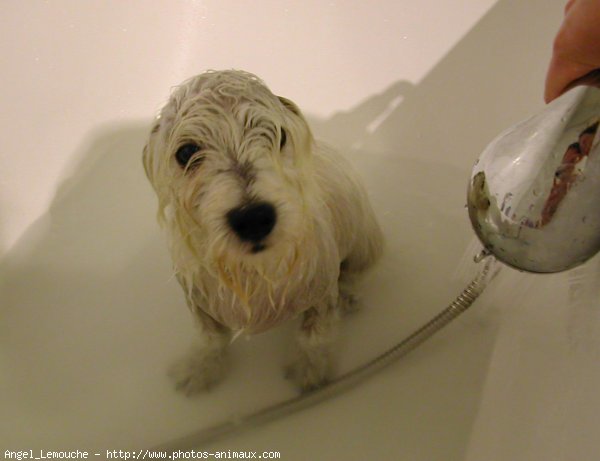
[143,70,383,393]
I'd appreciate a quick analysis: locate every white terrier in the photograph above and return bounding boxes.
[143,70,383,393]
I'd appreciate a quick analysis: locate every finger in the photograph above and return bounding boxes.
[544,54,595,102]
[564,0,577,14]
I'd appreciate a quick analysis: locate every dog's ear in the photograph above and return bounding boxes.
[278,96,301,116]
[142,143,153,183]
[142,120,161,186]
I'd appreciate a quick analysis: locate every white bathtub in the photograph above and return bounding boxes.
[2,1,599,459]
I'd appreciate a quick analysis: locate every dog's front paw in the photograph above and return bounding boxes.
[285,351,331,392]
[168,348,228,396]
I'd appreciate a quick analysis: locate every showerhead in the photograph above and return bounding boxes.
[466,86,600,273]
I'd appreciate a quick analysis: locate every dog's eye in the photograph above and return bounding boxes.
[280,128,287,150]
[175,143,202,168]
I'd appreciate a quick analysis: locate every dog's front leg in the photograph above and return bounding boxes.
[286,303,340,392]
[169,308,231,396]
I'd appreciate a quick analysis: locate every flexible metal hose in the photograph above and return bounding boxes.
[153,256,495,451]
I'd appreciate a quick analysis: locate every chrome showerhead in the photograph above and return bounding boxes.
[467,86,600,273]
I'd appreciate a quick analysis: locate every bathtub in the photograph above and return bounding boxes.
[2,1,598,459]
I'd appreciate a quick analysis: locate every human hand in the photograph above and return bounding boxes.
[544,0,600,103]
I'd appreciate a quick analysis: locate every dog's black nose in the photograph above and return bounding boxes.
[226,202,277,244]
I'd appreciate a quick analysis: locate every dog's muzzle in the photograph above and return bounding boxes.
[226,202,277,252]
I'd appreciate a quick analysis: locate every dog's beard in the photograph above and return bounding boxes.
[166,198,340,334]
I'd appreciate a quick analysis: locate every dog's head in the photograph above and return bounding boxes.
[143,71,335,328]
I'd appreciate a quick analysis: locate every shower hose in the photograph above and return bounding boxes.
[153,254,496,451]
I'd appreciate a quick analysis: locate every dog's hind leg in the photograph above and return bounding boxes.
[337,267,362,315]
[338,209,384,314]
